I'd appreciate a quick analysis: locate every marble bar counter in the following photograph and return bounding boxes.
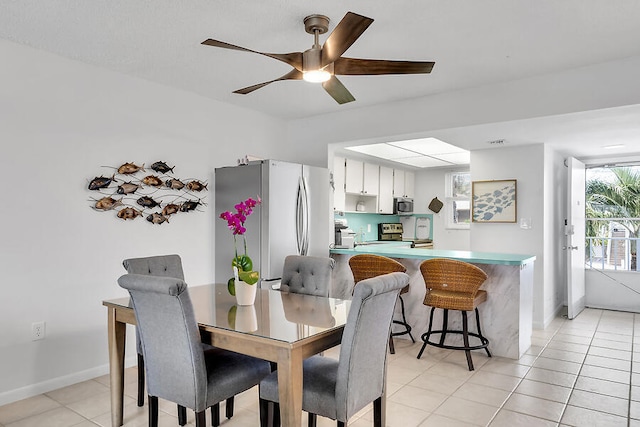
[330,245,536,359]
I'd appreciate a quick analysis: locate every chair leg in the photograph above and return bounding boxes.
[178,405,187,426]
[259,398,270,427]
[388,332,395,354]
[439,309,449,346]
[148,395,158,427]
[273,402,281,427]
[373,396,383,427]
[417,307,436,359]
[308,413,317,427]
[398,295,415,342]
[475,308,492,357]
[337,421,346,427]
[211,402,220,427]
[462,310,474,371]
[137,353,144,407]
[226,396,234,419]
[195,410,206,427]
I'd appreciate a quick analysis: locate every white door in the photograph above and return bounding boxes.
[566,157,586,319]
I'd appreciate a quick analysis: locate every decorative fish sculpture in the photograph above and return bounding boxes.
[117,207,142,220]
[186,180,208,192]
[162,203,180,216]
[94,197,123,211]
[165,179,185,190]
[146,213,169,224]
[137,196,161,209]
[150,161,175,174]
[180,200,204,212]
[117,162,145,174]
[88,175,116,190]
[142,175,163,187]
[117,182,141,195]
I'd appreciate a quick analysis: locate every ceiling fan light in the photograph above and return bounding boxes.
[303,69,331,83]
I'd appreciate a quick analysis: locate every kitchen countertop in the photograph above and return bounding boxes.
[330,243,535,266]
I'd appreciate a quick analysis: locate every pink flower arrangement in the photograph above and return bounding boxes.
[219,196,262,289]
[219,196,261,236]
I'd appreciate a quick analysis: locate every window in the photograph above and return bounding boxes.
[445,171,470,229]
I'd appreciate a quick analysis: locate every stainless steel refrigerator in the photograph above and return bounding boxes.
[215,160,331,287]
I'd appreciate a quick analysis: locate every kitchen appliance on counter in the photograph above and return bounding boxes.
[334,219,355,249]
[393,197,414,215]
[215,160,331,287]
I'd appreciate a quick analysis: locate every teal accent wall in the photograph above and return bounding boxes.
[335,212,398,241]
[334,212,435,242]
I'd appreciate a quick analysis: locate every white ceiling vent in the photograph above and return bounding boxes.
[487,139,507,146]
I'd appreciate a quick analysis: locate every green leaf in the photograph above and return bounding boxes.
[227,277,236,296]
[238,270,259,285]
[232,255,253,272]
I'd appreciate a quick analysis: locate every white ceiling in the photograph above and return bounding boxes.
[3,1,640,162]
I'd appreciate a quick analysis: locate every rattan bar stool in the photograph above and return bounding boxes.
[417,258,491,370]
[349,254,415,354]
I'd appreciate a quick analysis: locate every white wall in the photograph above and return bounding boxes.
[0,40,291,404]
[470,145,548,328]
[414,168,470,250]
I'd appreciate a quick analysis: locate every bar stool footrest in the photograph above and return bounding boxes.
[420,330,490,352]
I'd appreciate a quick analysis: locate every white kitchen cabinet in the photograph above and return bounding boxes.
[378,166,394,213]
[333,156,346,211]
[345,159,378,196]
[393,169,415,198]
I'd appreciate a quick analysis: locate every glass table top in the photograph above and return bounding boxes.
[105,283,351,344]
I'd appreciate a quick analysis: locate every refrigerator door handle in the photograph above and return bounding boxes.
[296,177,304,255]
[301,176,310,255]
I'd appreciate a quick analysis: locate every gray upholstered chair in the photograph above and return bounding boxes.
[280,255,335,297]
[118,273,271,427]
[258,271,409,427]
[122,254,234,424]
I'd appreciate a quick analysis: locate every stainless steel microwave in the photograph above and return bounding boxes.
[393,197,414,215]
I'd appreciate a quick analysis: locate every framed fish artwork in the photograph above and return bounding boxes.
[471,179,517,223]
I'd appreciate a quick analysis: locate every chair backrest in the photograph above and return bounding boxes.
[420,258,487,294]
[118,273,207,411]
[280,255,335,297]
[335,271,409,421]
[123,255,185,355]
[122,254,185,280]
[348,254,406,284]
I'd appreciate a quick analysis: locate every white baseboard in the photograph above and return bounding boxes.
[0,356,136,407]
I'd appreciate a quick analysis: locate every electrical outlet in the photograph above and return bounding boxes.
[32,321,45,341]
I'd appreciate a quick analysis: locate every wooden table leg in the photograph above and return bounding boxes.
[107,307,126,427]
[276,347,303,427]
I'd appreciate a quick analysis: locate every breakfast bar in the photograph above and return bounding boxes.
[330,244,536,359]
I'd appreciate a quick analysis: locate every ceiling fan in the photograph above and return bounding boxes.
[201,11,435,104]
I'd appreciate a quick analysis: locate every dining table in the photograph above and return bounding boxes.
[102,283,358,427]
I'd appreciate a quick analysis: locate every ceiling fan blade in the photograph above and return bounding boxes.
[322,76,355,104]
[334,57,435,75]
[321,12,374,67]
[233,69,303,95]
[201,39,303,70]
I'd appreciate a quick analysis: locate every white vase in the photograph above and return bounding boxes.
[235,279,257,306]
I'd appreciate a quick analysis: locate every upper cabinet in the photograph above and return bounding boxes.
[345,159,379,196]
[393,169,415,198]
[378,166,394,213]
[333,156,346,212]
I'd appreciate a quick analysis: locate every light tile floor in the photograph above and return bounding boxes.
[1,307,639,426]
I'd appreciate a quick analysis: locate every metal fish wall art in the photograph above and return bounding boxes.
[86,160,208,225]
